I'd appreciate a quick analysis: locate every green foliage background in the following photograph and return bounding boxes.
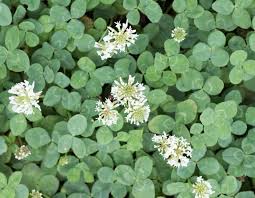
[1,0,255,197]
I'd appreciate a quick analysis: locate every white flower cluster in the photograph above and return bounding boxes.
[152,132,192,168]
[95,20,138,60]
[14,145,31,160]
[8,80,41,115]
[30,190,43,198]
[171,27,187,43]
[192,176,214,198]
[95,75,150,126]
[95,99,119,126]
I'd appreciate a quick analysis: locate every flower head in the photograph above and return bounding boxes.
[95,99,119,126]
[94,41,117,60]
[111,75,146,105]
[105,20,138,52]
[59,156,69,166]
[14,145,31,160]
[124,99,150,125]
[171,27,187,43]
[152,133,192,168]
[192,176,214,198]
[8,80,41,115]
[30,190,43,198]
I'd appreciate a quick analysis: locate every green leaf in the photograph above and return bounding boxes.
[177,161,196,179]
[58,134,73,153]
[230,50,247,65]
[97,167,114,183]
[194,11,215,31]
[232,8,251,29]
[246,107,255,126]
[50,30,69,49]
[25,32,39,47]
[72,137,86,158]
[148,115,175,133]
[71,0,87,18]
[127,129,143,152]
[111,183,127,198]
[50,5,71,22]
[243,60,255,75]
[5,26,20,50]
[70,70,88,89]
[192,42,211,61]
[132,179,155,198]
[123,0,137,10]
[0,46,8,65]
[6,49,30,72]
[67,114,87,136]
[8,171,22,188]
[74,34,95,52]
[162,181,188,196]
[96,127,113,145]
[147,89,167,105]
[0,172,7,189]
[10,114,27,136]
[55,72,70,88]
[169,54,189,74]
[197,157,220,175]
[0,3,12,26]
[172,0,186,13]
[221,176,239,195]
[176,99,197,124]
[25,127,51,149]
[215,100,237,119]
[203,76,224,95]
[212,0,234,15]
[38,175,59,196]
[135,156,153,179]
[222,147,244,165]
[164,39,180,56]
[211,48,229,67]
[138,0,162,23]
[43,86,63,106]
[114,165,136,186]
[15,184,29,198]
[0,137,7,155]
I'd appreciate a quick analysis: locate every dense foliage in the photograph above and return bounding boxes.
[1,0,255,197]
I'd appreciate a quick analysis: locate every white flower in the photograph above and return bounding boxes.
[111,75,146,105]
[95,99,119,126]
[171,27,187,43]
[152,133,192,168]
[192,176,214,198]
[105,20,138,52]
[152,132,170,155]
[124,99,150,125]
[14,145,31,160]
[59,156,69,166]
[8,80,41,115]
[30,189,43,198]
[94,41,117,60]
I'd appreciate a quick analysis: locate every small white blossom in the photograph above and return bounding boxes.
[152,132,170,156]
[105,20,138,52]
[8,80,41,115]
[30,190,43,198]
[152,133,192,168]
[14,145,31,160]
[124,99,150,125]
[192,176,214,198]
[95,99,119,126]
[171,27,187,43]
[59,156,69,166]
[94,41,117,60]
[111,75,146,105]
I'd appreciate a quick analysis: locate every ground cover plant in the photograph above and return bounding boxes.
[1,0,255,197]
